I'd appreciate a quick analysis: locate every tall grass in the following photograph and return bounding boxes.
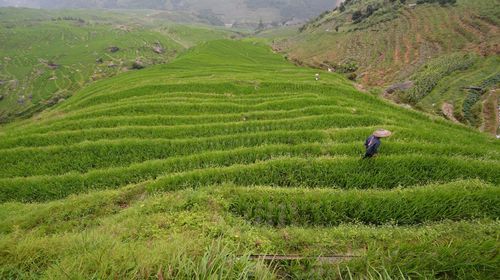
[0,130,326,178]
[1,38,499,279]
[149,156,500,192]
[227,180,500,226]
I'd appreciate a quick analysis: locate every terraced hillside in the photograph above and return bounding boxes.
[1,40,499,278]
[0,8,235,122]
[276,0,499,134]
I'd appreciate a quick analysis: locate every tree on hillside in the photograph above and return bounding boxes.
[352,10,363,22]
[417,0,457,5]
[257,18,265,30]
[365,4,377,17]
[339,3,346,12]
[439,0,456,5]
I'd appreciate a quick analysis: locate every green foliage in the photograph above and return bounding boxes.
[416,56,499,129]
[479,73,500,90]
[344,227,499,279]
[228,180,499,226]
[0,39,499,278]
[401,53,477,104]
[280,0,498,129]
[331,59,359,73]
[0,8,235,122]
[351,4,380,23]
[149,156,500,193]
[462,91,482,127]
[417,0,457,6]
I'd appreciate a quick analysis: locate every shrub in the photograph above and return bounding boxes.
[463,92,482,127]
[131,61,145,70]
[417,0,457,6]
[401,53,477,104]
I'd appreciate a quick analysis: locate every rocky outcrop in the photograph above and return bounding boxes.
[384,81,414,95]
[108,46,120,53]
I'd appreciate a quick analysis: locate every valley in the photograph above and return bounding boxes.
[0,2,499,278]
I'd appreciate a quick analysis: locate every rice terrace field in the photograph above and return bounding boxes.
[279,0,500,133]
[0,21,499,280]
[0,8,236,122]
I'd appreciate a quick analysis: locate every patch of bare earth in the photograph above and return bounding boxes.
[248,254,360,264]
[354,83,367,92]
[403,37,412,64]
[442,102,460,123]
[393,39,401,65]
[481,89,499,136]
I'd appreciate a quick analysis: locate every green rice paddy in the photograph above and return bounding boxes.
[0,39,499,279]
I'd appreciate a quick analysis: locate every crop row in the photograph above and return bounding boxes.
[403,53,477,104]
[3,138,498,202]
[61,82,358,110]
[323,124,497,151]
[61,98,347,120]
[148,156,500,192]
[65,92,323,114]
[2,108,331,136]
[62,88,402,121]
[0,120,500,173]
[227,180,500,226]
[0,144,325,203]
[2,125,497,179]
[0,130,327,178]
[4,105,391,136]
[106,91,311,102]
[4,137,497,179]
[0,115,383,149]
[64,93,334,118]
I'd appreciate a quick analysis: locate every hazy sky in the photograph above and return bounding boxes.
[0,0,337,22]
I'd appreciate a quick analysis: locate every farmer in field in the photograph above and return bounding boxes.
[363,129,392,159]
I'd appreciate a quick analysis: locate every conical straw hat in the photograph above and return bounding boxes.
[373,129,392,138]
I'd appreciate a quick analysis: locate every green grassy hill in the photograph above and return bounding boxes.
[0,39,498,278]
[0,8,236,122]
[275,0,499,134]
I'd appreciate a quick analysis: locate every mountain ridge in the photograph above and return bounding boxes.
[0,0,337,23]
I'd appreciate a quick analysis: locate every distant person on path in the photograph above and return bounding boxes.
[363,129,392,159]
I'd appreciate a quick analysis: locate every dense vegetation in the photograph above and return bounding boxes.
[0,39,498,278]
[0,8,235,122]
[276,0,499,134]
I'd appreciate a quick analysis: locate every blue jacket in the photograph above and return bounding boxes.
[364,135,381,157]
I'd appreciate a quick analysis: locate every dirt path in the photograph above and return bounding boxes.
[474,16,499,34]
[170,35,190,49]
[442,102,460,123]
[481,89,499,136]
[400,9,415,64]
[403,37,412,64]
[248,254,359,264]
[393,37,401,65]
[354,83,367,92]
[456,14,484,40]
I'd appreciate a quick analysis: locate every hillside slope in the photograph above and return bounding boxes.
[0,8,235,122]
[0,40,499,278]
[276,0,499,134]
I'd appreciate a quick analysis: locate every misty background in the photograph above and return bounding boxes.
[0,0,339,24]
